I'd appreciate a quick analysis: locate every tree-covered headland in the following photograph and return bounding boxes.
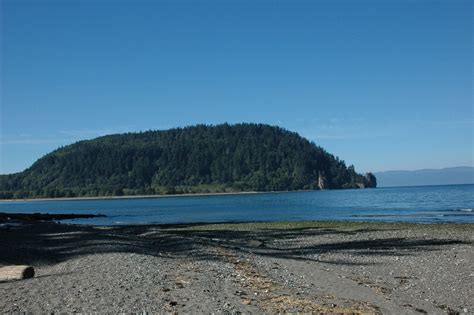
[0,123,376,199]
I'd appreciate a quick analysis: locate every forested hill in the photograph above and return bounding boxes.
[0,124,376,199]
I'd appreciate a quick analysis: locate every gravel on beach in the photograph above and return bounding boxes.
[0,221,472,314]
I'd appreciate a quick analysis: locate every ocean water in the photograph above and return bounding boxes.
[0,184,472,225]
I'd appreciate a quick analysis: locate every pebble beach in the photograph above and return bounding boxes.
[1,221,473,314]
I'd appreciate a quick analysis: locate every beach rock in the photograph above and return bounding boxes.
[248,240,264,247]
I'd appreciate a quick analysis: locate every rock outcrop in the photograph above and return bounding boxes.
[364,172,377,188]
[318,172,328,190]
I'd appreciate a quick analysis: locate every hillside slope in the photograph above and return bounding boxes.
[0,123,376,199]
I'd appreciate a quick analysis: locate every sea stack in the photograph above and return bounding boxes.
[365,172,377,188]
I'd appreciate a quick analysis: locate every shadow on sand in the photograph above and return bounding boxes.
[0,222,470,267]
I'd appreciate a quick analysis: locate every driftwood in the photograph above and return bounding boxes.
[0,265,35,282]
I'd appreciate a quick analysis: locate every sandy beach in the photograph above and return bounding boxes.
[1,221,472,314]
[0,190,265,203]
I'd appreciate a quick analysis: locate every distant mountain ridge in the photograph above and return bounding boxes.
[0,123,376,199]
[375,166,474,187]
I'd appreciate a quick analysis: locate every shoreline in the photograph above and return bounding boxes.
[1,215,473,226]
[0,188,336,203]
[0,190,273,202]
[2,184,472,203]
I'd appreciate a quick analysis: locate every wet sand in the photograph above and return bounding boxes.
[0,221,472,314]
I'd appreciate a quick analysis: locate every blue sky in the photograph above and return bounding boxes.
[1,0,472,174]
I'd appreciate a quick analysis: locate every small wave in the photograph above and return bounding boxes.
[352,213,433,218]
[352,212,474,218]
[450,208,473,212]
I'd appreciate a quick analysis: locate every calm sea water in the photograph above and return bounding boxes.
[0,184,472,225]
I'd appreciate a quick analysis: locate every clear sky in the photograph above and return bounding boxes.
[1,0,472,174]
